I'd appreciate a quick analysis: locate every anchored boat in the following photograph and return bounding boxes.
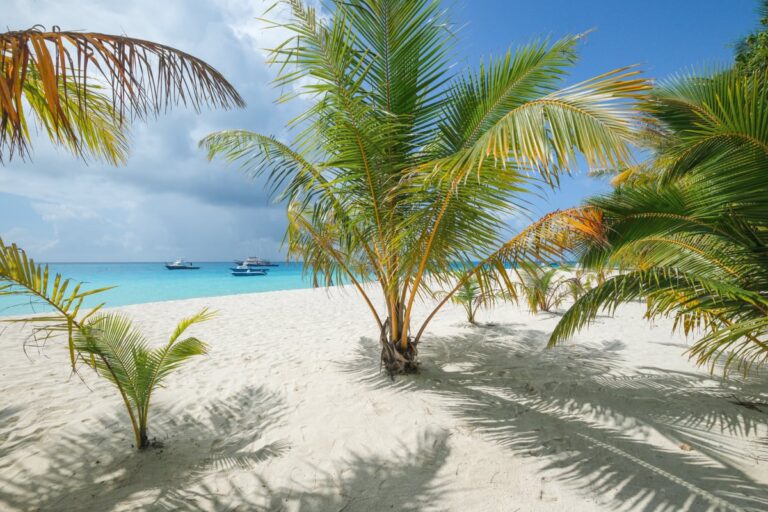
[165,259,200,270]
[231,266,267,277]
[234,256,279,267]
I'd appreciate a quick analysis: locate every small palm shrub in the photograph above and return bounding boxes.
[562,267,590,302]
[515,265,571,313]
[440,277,509,324]
[75,310,212,449]
[0,238,212,449]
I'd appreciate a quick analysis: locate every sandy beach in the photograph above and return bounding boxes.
[0,285,766,511]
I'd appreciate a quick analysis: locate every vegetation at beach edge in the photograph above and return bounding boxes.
[548,3,768,376]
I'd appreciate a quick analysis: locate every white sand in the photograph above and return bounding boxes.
[1,284,768,511]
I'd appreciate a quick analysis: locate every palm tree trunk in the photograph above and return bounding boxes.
[137,415,150,450]
[380,300,418,376]
[100,356,143,449]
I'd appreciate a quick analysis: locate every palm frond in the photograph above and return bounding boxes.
[19,62,129,164]
[0,237,112,367]
[167,307,216,345]
[552,69,768,375]
[0,27,244,161]
[75,312,148,401]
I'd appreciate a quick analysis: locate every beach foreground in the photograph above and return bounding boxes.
[1,286,767,511]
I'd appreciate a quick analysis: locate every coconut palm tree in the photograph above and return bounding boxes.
[550,69,768,376]
[0,238,212,449]
[1,26,244,163]
[202,0,647,374]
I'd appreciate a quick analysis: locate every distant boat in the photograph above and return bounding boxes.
[234,256,279,267]
[230,264,270,272]
[231,267,267,276]
[165,259,200,270]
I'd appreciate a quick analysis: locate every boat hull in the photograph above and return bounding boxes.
[234,260,279,267]
[231,271,266,276]
[165,265,200,270]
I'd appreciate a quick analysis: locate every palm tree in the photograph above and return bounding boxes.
[0,238,212,449]
[550,69,768,376]
[75,310,212,449]
[735,0,768,77]
[202,0,647,374]
[1,26,244,163]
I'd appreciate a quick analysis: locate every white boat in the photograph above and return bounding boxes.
[231,263,268,271]
[165,259,200,270]
[231,267,267,276]
[234,256,279,267]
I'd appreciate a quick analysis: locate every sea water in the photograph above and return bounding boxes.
[0,262,313,317]
[0,260,569,317]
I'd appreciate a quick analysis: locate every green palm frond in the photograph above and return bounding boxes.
[0,237,112,367]
[75,309,211,448]
[435,35,581,155]
[76,313,148,399]
[168,307,217,345]
[432,66,648,183]
[551,69,768,376]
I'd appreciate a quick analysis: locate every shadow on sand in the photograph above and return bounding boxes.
[4,324,768,511]
[342,323,768,511]
[1,386,451,511]
[233,429,450,511]
[0,385,289,511]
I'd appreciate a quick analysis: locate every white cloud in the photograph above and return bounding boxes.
[0,0,307,261]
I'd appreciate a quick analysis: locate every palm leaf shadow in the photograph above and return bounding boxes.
[342,324,768,511]
[154,428,451,511]
[0,385,289,511]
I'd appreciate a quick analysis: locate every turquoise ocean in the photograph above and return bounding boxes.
[0,262,312,317]
[0,260,564,317]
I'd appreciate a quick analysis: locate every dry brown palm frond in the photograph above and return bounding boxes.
[0,26,245,161]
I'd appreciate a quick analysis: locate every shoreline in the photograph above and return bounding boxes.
[0,262,586,318]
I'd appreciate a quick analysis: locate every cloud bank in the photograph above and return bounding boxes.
[1,0,303,261]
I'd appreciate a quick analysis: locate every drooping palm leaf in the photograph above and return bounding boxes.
[0,237,112,367]
[18,62,129,164]
[0,26,245,161]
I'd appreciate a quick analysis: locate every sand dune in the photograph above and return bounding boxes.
[1,285,767,511]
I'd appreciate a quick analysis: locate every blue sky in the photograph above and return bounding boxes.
[0,0,757,261]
